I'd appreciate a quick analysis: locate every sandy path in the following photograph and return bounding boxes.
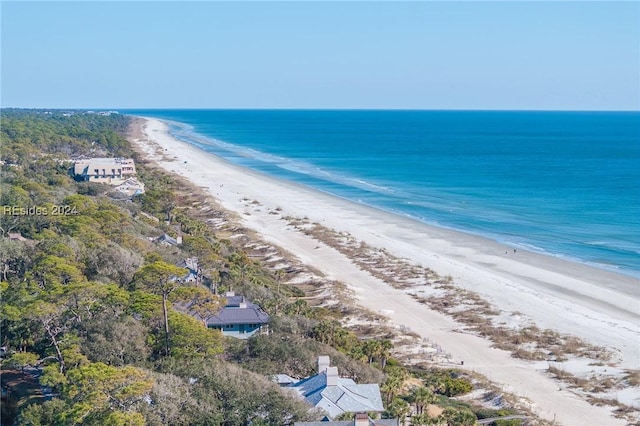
[133,117,638,425]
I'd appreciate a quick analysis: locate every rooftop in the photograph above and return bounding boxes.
[294,420,397,426]
[74,157,134,165]
[288,356,384,419]
[205,292,269,326]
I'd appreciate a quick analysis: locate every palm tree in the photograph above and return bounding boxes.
[284,299,309,316]
[229,253,252,292]
[412,386,436,416]
[363,339,381,366]
[350,344,368,364]
[452,410,476,426]
[381,365,408,405]
[410,413,431,426]
[311,320,334,345]
[379,339,393,369]
[333,326,353,352]
[387,398,411,426]
[441,407,475,426]
[380,375,403,405]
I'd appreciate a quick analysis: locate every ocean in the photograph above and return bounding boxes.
[125,109,640,278]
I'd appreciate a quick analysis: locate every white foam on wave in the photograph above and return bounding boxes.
[172,120,400,198]
[585,240,640,256]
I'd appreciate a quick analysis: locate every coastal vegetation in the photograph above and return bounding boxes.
[2,109,531,425]
[282,205,639,423]
[287,217,612,362]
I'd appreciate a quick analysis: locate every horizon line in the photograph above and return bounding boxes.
[2,106,639,113]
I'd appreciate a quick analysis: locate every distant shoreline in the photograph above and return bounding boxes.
[129,115,638,425]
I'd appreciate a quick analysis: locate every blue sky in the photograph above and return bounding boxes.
[1,1,639,110]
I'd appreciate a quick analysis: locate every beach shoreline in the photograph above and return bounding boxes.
[131,116,639,425]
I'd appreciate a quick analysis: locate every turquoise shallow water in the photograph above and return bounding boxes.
[125,110,640,277]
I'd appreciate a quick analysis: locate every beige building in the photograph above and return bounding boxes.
[73,157,137,185]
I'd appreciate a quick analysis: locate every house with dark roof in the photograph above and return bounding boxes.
[205,292,269,339]
[287,356,385,420]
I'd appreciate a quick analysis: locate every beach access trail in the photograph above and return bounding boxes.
[132,117,639,426]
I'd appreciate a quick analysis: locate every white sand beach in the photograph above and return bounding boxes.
[133,117,639,425]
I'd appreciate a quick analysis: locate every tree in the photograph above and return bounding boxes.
[27,300,69,374]
[83,242,142,286]
[386,398,411,425]
[0,238,27,282]
[167,311,223,358]
[79,314,150,366]
[139,371,206,426]
[62,362,152,424]
[310,320,334,345]
[229,256,251,290]
[379,339,393,369]
[183,359,313,424]
[17,399,67,426]
[350,343,368,364]
[411,386,436,416]
[14,281,106,375]
[442,376,473,397]
[282,298,311,317]
[441,407,476,426]
[424,369,473,397]
[380,366,406,405]
[6,351,39,372]
[27,254,85,290]
[410,413,432,426]
[363,339,381,366]
[133,261,187,356]
[455,410,476,426]
[310,320,355,351]
[171,286,223,326]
